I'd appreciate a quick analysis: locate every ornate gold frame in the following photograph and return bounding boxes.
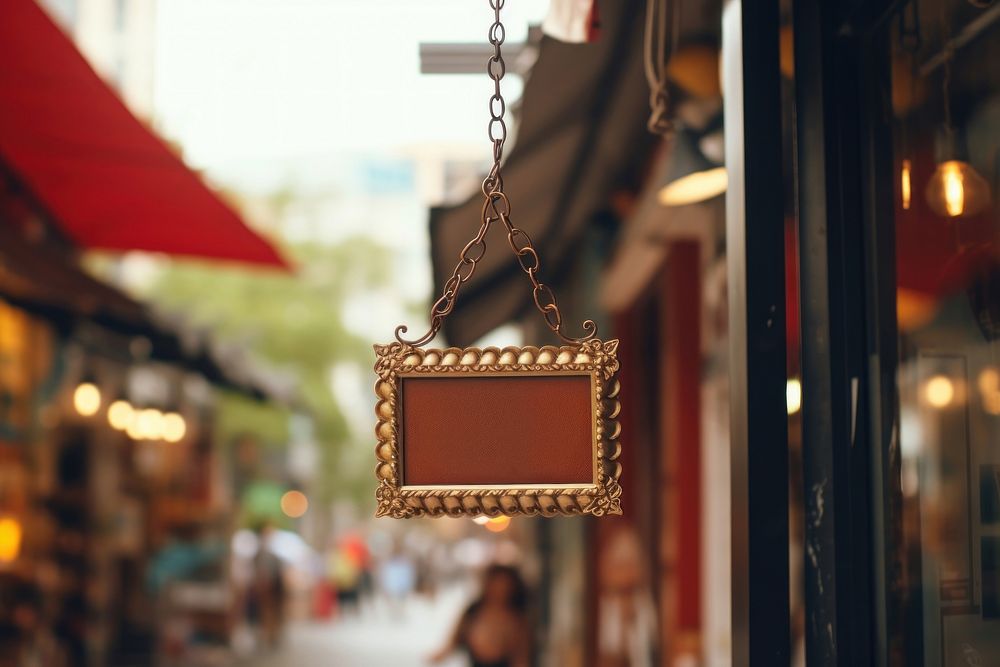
[373,339,622,518]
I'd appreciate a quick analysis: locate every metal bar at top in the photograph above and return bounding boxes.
[420,26,542,75]
[920,2,1000,76]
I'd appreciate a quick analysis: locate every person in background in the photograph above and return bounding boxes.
[596,528,657,667]
[252,522,286,648]
[429,564,532,667]
[328,540,362,619]
[378,546,417,618]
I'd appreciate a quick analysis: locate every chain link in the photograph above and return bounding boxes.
[643,0,677,136]
[396,0,597,347]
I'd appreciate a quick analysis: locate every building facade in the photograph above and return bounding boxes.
[426,0,1000,665]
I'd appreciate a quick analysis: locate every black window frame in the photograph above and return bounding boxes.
[725,0,905,664]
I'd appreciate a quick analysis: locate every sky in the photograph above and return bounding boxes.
[149,0,547,347]
[153,0,549,192]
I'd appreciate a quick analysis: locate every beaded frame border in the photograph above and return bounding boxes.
[372,339,622,518]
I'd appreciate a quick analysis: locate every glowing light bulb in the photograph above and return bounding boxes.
[925,160,991,218]
[280,490,309,518]
[901,159,912,210]
[0,517,23,564]
[786,378,802,415]
[943,163,964,216]
[659,167,728,206]
[162,413,187,443]
[73,382,101,416]
[472,516,491,525]
[924,375,955,409]
[107,400,134,431]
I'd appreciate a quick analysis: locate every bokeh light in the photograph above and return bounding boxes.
[786,378,802,415]
[128,409,165,441]
[484,516,511,533]
[924,375,955,409]
[978,368,1000,415]
[107,400,134,431]
[0,517,23,564]
[978,367,999,395]
[280,490,309,518]
[73,382,101,416]
[162,412,187,443]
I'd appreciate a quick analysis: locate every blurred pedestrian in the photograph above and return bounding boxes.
[596,528,657,667]
[379,547,416,618]
[327,539,363,618]
[429,564,532,667]
[252,522,287,648]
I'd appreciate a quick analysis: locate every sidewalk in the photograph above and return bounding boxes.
[241,586,469,667]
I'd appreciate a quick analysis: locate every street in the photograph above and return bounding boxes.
[242,586,469,667]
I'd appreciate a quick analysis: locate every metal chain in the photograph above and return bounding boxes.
[396,0,597,347]
[643,0,678,135]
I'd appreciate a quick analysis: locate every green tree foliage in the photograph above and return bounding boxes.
[146,238,391,504]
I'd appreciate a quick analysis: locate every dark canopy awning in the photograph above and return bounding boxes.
[0,0,287,269]
[429,0,653,346]
[0,207,285,404]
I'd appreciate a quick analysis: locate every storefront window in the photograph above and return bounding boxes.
[891,1,1000,663]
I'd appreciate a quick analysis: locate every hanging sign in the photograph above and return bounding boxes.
[373,0,621,519]
[373,340,621,518]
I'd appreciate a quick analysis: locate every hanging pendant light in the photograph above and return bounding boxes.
[925,128,992,218]
[896,24,920,212]
[658,129,727,207]
[924,45,991,219]
[925,160,990,217]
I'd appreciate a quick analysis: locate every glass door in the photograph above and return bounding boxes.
[887,1,1000,663]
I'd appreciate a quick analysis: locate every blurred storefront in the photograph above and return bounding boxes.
[0,2,291,665]
[426,0,1000,665]
[0,211,285,666]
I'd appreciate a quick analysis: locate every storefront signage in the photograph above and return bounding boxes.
[373,0,621,518]
[373,340,621,518]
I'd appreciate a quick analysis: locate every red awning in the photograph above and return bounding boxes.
[0,0,288,269]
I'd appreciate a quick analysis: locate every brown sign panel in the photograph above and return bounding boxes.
[373,339,622,518]
[400,374,594,487]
